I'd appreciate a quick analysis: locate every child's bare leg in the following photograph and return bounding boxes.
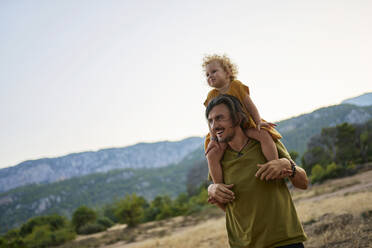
[246,128,278,161]
[205,139,227,211]
[207,156,226,211]
[205,138,228,183]
[207,153,224,183]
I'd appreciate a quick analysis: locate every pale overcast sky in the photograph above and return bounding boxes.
[0,0,371,168]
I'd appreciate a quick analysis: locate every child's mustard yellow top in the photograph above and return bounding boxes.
[204,80,282,140]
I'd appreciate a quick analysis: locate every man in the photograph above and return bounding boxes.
[205,94,308,248]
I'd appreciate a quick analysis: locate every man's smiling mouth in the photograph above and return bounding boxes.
[216,129,224,136]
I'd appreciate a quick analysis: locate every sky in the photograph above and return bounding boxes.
[0,0,371,169]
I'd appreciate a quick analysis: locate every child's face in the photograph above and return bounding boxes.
[205,61,231,89]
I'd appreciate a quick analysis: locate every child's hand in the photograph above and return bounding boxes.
[256,122,262,131]
[259,121,277,130]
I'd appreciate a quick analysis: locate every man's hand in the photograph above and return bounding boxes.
[255,158,291,181]
[205,140,227,165]
[208,183,235,204]
[207,196,227,211]
[205,138,219,156]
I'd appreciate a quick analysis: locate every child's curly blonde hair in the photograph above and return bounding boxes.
[202,54,238,82]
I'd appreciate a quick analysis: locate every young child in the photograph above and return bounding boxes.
[203,54,283,210]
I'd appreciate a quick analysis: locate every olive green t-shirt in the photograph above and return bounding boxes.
[221,140,307,248]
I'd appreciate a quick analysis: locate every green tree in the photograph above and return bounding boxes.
[335,123,359,165]
[72,206,97,232]
[359,130,369,162]
[114,194,147,227]
[302,146,332,173]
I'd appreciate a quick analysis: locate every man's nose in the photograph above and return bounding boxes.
[210,120,218,130]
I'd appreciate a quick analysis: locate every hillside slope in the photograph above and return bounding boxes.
[277,104,372,157]
[0,146,204,234]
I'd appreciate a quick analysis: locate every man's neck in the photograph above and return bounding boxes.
[227,128,249,152]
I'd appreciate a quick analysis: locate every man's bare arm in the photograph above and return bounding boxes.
[256,158,309,190]
[288,159,309,190]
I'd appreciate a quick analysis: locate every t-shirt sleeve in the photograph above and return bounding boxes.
[233,80,250,100]
[276,140,291,160]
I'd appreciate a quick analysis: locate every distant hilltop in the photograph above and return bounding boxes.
[341,92,372,106]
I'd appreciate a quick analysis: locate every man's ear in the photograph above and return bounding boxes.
[237,113,244,127]
[232,114,241,127]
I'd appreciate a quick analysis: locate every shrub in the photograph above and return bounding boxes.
[103,203,119,223]
[23,225,52,248]
[49,228,76,245]
[0,229,25,248]
[324,162,343,179]
[115,194,146,227]
[3,229,21,240]
[97,217,114,228]
[311,164,325,183]
[1,238,25,248]
[72,206,97,232]
[20,214,68,237]
[77,223,106,235]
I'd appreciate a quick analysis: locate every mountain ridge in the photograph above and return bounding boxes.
[277,104,372,157]
[0,137,203,193]
[341,92,372,106]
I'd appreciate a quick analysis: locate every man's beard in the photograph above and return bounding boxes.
[217,128,235,143]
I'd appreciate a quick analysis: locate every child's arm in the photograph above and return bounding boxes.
[206,139,224,184]
[243,94,276,130]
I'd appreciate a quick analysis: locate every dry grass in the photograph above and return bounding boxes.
[113,218,228,248]
[60,170,372,248]
[297,191,372,223]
